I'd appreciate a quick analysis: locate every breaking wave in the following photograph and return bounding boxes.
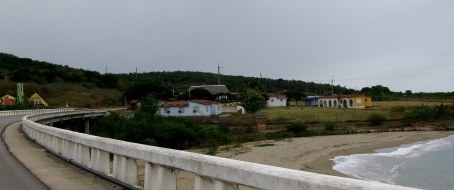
[332,135,454,184]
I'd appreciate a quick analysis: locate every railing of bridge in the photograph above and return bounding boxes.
[0,108,75,116]
[22,111,418,190]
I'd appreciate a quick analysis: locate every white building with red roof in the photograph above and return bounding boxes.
[159,100,222,117]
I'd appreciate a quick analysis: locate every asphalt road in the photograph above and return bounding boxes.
[0,115,48,190]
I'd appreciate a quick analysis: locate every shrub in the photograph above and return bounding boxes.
[368,113,387,126]
[285,123,318,137]
[404,106,434,121]
[391,106,407,113]
[324,122,336,131]
[92,114,231,150]
[286,123,307,134]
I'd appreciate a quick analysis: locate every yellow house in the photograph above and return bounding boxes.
[1,95,16,106]
[344,94,372,109]
[319,94,372,109]
[28,93,48,107]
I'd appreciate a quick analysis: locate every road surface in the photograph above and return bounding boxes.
[0,115,48,190]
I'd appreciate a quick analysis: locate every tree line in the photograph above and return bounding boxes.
[1,52,452,103]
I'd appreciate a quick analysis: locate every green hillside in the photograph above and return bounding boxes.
[1,52,451,108]
[0,53,122,107]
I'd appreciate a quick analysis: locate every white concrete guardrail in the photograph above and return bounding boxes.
[0,108,75,116]
[21,110,419,190]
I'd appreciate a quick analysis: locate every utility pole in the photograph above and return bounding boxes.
[217,63,223,85]
[135,66,138,79]
[105,65,108,74]
[330,75,335,95]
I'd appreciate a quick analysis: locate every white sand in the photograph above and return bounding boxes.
[217,131,454,176]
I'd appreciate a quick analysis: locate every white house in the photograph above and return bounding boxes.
[159,100,222,117]
[267,93,288,107]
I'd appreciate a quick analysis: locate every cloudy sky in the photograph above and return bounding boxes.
[1,0,453,92]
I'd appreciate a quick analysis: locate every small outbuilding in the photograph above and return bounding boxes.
[304,96,320,107]
[1,95,16,106]
[28,93,48,107]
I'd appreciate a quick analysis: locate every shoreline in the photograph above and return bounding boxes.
[216,131,454,178]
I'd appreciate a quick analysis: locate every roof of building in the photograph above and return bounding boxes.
[319,94,370,99]
[161,100,189,107]
[1,95,16,99]
[188,85,230,95]
[304,96,320,100]
[190,100,219,105]
[160,100,219,107]
[267,93,288,99]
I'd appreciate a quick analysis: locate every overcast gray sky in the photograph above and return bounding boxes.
[1,0,453,92]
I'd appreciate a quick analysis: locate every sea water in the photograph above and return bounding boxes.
[332,135,454,190]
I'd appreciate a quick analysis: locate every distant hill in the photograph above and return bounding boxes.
[117,71,354,97]
[1,52,352,100]
[0,53,121,107]
[1,52,452,103]
[0,53,118,89]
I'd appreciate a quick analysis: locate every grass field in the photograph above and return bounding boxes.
[266,100,453,123]
[371,100,454,109]
[264,107,391,123]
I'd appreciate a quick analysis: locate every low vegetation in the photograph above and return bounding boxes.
[92,113,231,150]
[368,113,387,126]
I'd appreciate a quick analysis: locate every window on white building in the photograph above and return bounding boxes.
[357,98,362,104]
[165,108,170,114]
[178,107,185,113]
[193,106,199,113]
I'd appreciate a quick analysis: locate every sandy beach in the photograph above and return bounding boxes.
[160,131,454,190]
[216,131,454,177]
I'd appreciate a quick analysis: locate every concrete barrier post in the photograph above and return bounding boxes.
[90,148,98,169]
[113,155,123,178]
[52,136,58,152]
[120,156,128,181]
[74,144,81,163]
[67,141,76,160]
[144,164,176,190]
[37,132,43,145]
[63,139,70,158]
[30,128,35,140]
[53,136,58,152]
[98,150,111,175]
[45,134,50,147]
[144,162,154,190]
[121,157,137,186]
[58,138,65,155]
[80,145,91,166]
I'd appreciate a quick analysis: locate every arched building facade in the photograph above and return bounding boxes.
[318,94,372,109]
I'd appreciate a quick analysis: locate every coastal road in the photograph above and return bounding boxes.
[0,115,48,190]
